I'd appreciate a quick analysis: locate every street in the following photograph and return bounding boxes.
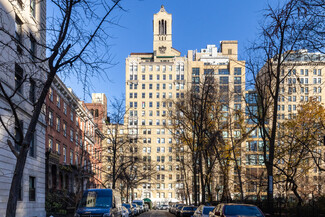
[139,210,174,217]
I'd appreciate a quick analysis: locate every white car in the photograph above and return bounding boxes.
[194,205,215,217]
[121,206,130,217]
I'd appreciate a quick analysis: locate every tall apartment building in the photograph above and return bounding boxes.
[125,6,186,204]
[275,50,325,199]
[124,6,246,204]
[0,0,47,216]
[187,43,246,201]
[45,77,105,213]
[242,50,325,201]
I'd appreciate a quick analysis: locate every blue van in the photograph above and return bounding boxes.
[75,189,122,217]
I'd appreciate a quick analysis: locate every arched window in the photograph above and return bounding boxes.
[159,19,166,35]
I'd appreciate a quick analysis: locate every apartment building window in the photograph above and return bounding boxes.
[56,116,60,132]
[70,150,73,164]
[220,77,229,84]
[15,64,24,94]
[70,129,74,142]
[56,142,60,154]
[314,78,317,84]
[141,65,145,72]
[149,119,152,125]
[318,78,322,84]
[48,138,53,150]
[130,102,133,108]
[15,16,23,45]
[169,74,172,80]
[318,69,322,76]
[234,67,241,75]
[30,0,36,17]
[29,132,36,157]
[234,77,241,84]
[156,84,160,90]
[305,69,309,76]
[163,74,166,80]
[169,156,172,162]
[300,69,304,75]
[234,86,242,93]
[29,176,36,201]
[48,111,53,126]
[63,122,67,136]
[149,65,153,71]
[233,94,241,102]
[156,65,160,71]
[29,78,36,103]
[218,69,229,75]
[63,146,67,163]
[157,75,160,80]
[130,83,133,89]
[142,75,145,80]
[70,110,74,122]
[149,84,152,89]
[129,93,133,98]
[30,34,36,59]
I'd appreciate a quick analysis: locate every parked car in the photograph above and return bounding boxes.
[161,204,169,210]
[123,203,134,217]
[132,203,140,215]
[121,206,130,217]
[176,204,185,217]
[193,205,215,217]
[180,206,197,217]
[75,189,122,217]
[133,200,145,213]
[172,204,184,215]
[209,203,267,217]
[169,204,175,213]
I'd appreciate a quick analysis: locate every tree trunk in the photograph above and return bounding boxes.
[112,142,117,189]
[199,151,205,204]
[192,152,198,206]
[6,147,29,217]
[221,169,232,202]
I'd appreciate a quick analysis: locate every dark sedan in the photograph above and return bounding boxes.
[180,206,197,217]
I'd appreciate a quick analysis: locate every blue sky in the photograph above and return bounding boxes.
[59,0,267,104]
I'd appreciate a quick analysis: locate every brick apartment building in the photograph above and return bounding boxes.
[45,76,105,213]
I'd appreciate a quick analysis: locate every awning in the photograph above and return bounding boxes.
[143,198,152,203]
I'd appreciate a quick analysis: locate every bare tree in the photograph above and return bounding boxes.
[0,1,123,216]
[246,0,318,212]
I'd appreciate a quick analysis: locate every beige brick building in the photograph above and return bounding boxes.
[124,6,247,204]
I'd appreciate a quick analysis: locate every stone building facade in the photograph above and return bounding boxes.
[0,0,47,216]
